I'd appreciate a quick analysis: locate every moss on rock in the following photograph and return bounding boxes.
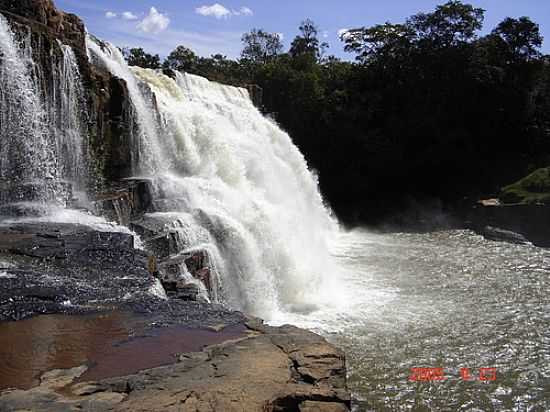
[500,167,550,204]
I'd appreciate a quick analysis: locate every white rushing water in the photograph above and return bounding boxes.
[52,41,87,191]
[85,36,165,175]
[83,38,343,319]
[0,14,88,208]
[134,68,342,319]
[0,14,57,204]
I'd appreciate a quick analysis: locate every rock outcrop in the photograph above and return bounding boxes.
[0,222,154,320]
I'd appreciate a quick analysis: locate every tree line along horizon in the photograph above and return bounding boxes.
[122,1,550,226]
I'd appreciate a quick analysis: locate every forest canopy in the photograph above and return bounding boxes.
[123,1,550,225]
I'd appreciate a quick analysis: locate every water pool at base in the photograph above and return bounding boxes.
[275,229,550,411]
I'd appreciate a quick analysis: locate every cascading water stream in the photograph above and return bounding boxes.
[0,14,89,211]
[85,36,167,175]
[52,41,87,193]
[0,14,58,207]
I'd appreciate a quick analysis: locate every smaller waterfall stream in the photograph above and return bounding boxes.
[85,36,166,175]
[0,14,58,207]
[0,14,89,211]
[52,41,87,192]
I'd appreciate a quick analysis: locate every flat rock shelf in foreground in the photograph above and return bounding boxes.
[0,318,350,412]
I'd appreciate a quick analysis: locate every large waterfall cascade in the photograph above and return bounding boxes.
[132,67,341,318]
[85,36,342,318]
[0,14,88,210]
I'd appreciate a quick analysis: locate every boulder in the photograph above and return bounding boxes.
[158,250,215,300]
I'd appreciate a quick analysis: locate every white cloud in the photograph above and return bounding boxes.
[338,28,352,40]
[276,32,284,41]
[137,7,170,34]
[122,11,138,21]
[196,3,231,19]
[196,4,253,19]
[322,30,329,39]
[236,6,253,16]
[105,11,117,19]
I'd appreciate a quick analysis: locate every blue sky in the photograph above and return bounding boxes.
[57,0,550,59]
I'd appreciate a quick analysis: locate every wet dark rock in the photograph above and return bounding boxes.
[130,214,186,258]
[93,179,155,225]
[162,68,177,80]
[156,249,216,302]
[174,283,201,301]
[245,84,263,110]
[0,222,158,321]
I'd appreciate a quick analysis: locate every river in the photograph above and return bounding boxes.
[275,229,550,411]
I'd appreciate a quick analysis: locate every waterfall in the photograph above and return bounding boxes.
[52,41,87,193]
[0,14,88,212]
[0,14,58,208]
[121,65,338,319]
[85,36,166,175]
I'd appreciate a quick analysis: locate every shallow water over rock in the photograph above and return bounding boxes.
[0,311,246,390]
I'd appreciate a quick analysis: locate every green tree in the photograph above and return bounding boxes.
[289,19,328,61]
[343,23,414,64]
[241,29,283,64]
[408,0,485,47]
[123,47,161,69]
[491,17,543,61]
[163,45,198,72]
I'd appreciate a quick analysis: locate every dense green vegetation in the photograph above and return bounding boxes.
[123,1,550,225]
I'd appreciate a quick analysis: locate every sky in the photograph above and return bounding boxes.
[56,0,550,60]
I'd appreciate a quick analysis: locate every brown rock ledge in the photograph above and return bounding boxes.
[0,320,350,412]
